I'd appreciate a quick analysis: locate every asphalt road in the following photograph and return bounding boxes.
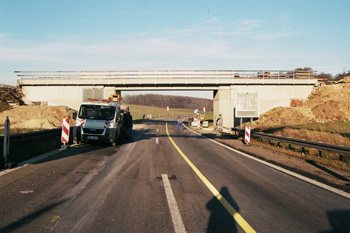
[0,117,350,233]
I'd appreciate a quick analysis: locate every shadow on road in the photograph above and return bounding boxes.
[32,144,109,165]
[306,160,350,182]
[206,187,239,233]
[324,210,350,233]
[0,199,69,233]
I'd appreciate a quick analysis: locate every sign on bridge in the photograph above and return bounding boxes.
[236,93,259,118]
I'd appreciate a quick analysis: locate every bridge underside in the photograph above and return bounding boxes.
[21,83,317,131]
[17,70,318,131]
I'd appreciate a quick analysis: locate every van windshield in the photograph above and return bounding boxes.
[78,105,116,120]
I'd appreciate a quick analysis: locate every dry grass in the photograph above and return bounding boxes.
[252,137,350,172]
[277,128,350,147]
[129,104,213,121]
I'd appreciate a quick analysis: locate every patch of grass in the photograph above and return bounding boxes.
[128,104,213,121]
[252,138,350,172]
[290,122,350,136]
[254,122,350,147]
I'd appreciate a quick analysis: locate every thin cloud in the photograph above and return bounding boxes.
[253,32,301,39]
[0,33,17,39]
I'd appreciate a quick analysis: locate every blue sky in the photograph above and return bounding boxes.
[1,0,349,98]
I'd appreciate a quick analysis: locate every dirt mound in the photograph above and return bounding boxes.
[0,105,76,130]
[254,107,316,129]
[0,84,24,112]
[253,83,350,129]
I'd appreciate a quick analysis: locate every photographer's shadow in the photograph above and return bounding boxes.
[206,187,239,233]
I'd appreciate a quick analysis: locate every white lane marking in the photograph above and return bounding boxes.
[185,126,350,199]
[162,174,186,233]
[156,138,159,144]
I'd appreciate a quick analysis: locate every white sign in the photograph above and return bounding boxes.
[236,93,259,117]
[167,106,169,112]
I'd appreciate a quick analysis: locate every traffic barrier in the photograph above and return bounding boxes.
[3,117,10,164]
[244,126,251,144]
[61,117,70,146]
[0,128,74,166]
[233,127,350,156]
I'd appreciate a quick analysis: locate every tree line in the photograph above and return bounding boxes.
[122,94,213,111]
[296,67,350,83]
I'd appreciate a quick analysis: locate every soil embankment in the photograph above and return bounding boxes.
[254,83,350,128]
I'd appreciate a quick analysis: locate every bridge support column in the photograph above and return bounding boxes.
[213,87,236,133]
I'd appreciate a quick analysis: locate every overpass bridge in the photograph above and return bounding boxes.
[16,70,318,131]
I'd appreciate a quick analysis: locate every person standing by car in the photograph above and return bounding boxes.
[123,110,133,140]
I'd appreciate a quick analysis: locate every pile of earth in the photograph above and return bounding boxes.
[0,85,24,112]
[253,83,350,129]
[0,105,76,130]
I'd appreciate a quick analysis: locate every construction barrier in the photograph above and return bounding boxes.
[245,125,251,144]
[61,117,70,145]
[3,117,10,164]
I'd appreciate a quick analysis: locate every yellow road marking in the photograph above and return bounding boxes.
[166,123,256,233]
[50,215,60,223]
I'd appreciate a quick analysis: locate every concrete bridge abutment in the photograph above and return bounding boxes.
[213,84,316,132]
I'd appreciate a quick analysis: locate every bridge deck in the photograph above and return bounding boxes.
[16,70,318,88]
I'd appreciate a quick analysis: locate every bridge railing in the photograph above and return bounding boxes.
[15,70,318,87]
[16,70,316,81]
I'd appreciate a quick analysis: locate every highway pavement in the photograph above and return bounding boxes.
[0,117,350,233]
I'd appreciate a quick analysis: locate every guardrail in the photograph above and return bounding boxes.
[0,128,73,168]
[0,128,61,142]
[232,128,350,156]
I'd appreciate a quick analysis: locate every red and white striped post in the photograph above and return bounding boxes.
[3,117,10,164]
[244,125,251,144]
[61,117,70,147]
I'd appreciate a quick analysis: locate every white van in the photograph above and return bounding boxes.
[74,100,123,146]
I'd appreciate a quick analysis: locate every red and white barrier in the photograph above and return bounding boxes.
[61,117,70,145]
[80,119,86,126]
[245,125,251,144]
[3,117,10,163]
